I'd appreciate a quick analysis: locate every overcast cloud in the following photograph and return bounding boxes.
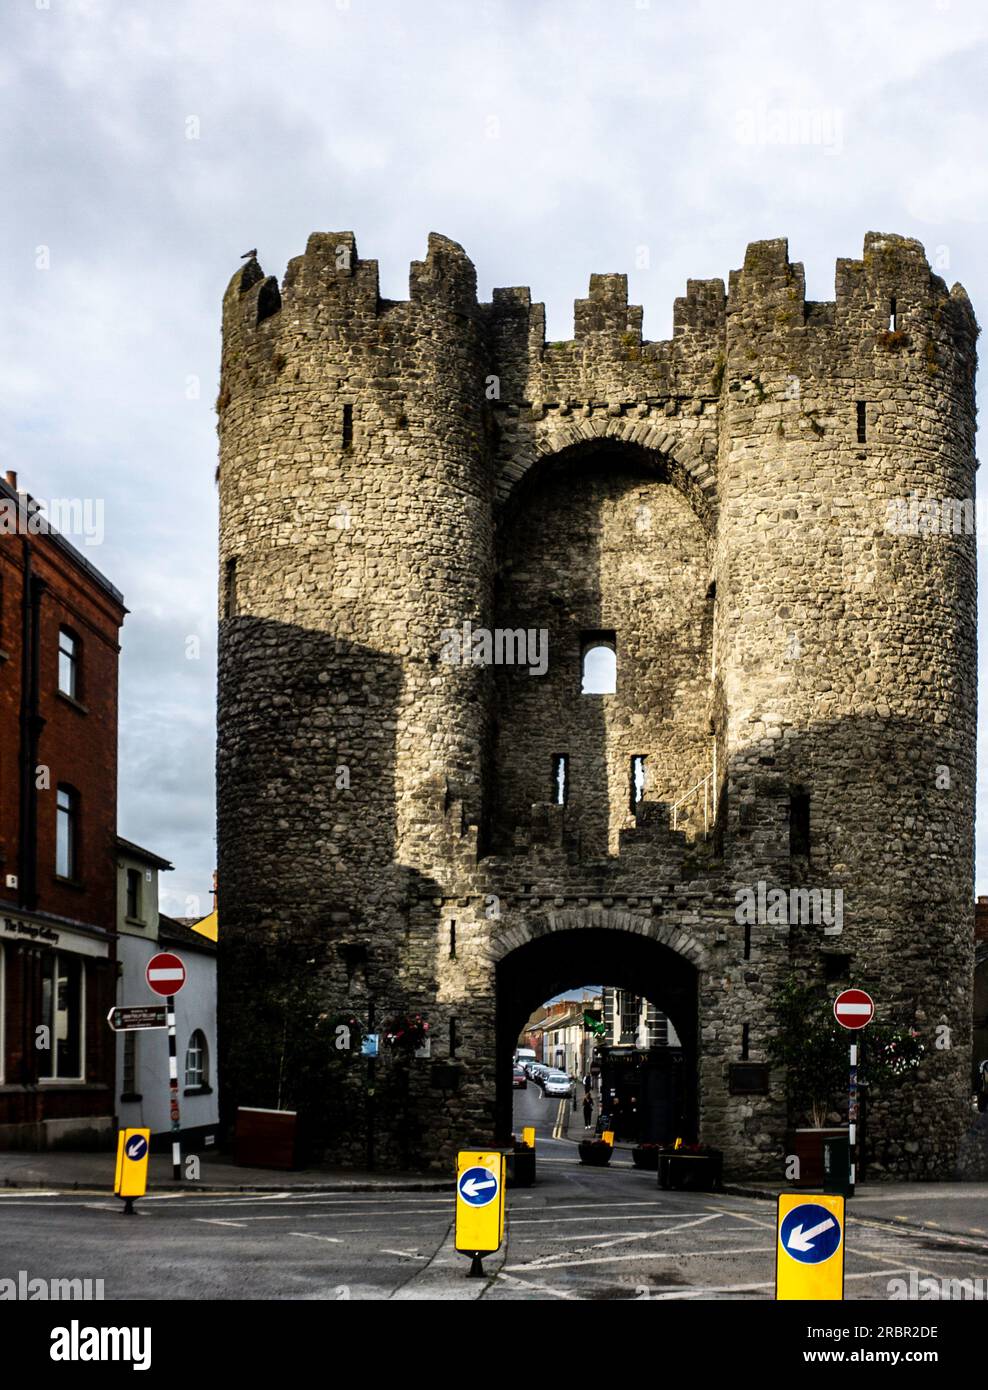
[1,0,986,912]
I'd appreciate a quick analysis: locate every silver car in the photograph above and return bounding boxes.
[542,1072,573,1098]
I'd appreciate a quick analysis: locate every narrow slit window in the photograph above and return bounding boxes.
[856,401,867,444]
[342,403,353,449]
[224,557,238,618]
[741,1022,750,1061]
[889,296,897,331]
[449,920,456,959]
[580,631,616,694]
[790,789,811,858]
[58,628,77,698]
[629,755,647,813]
[552,754,568,805]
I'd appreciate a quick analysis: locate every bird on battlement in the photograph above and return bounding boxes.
[240,248,257,260]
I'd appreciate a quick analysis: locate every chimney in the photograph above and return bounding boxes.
[4,470,16,490]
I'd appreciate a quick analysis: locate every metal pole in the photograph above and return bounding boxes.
[167,993,181,1181]
[848,1041,858,1196]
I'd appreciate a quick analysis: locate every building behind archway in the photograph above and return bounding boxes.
[216,231,977,1178]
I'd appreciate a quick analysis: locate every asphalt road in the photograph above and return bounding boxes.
[1,1083,986,1302]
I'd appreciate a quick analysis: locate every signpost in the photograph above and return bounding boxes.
[455,1150,505,1277]
[776,1194,845,1300]
[114,1127,151,1215]
[107,1005,167,1032]
[146,952,186,1181]
[834,988,875,1192]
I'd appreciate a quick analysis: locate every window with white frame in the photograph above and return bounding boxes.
[38,950,85,1080]
[56,785,78,879]
[58,627,78,698]
[184,1029,208,1089]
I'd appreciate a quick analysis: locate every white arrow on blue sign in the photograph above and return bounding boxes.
[779,1202,842,1264]
[458,1166,499,1206]
[125,1135,149,1162]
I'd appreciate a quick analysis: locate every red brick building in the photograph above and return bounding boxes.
[0,471,126,1148]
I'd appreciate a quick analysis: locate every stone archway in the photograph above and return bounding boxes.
[492,910,703,1144]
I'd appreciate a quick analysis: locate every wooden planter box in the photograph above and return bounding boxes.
[632,1146,660,1171]
[506,1145,536,1188]
[578,1140,613,1167]
[790,1129,847,1188]
[233,1107,299,1170]
[657,1151,723,1192]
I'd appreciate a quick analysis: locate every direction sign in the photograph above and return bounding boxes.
[459,1166,499,1205]
[114,1127,151,1205]
[107,1005,167,1032]
[145,952,186,997]
[455,1150,505,1257]
[833,988,875,1030]
[776,1194,845,1300]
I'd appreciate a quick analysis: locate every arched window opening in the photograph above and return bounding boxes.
[581,632,616,694]
[184,1029,209,1089]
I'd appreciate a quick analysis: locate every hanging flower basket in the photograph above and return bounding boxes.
[382,1013,430,1054]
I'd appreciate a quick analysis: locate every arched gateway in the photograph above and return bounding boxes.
[216,230,977,1179]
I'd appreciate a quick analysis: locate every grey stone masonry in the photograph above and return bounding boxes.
[216,231,977,1178]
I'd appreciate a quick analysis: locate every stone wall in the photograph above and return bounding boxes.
[216,231,977,1178]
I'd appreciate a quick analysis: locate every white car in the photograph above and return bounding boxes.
[542,1073,574,1098]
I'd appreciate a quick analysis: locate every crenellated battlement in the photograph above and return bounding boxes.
[220,231,976,432]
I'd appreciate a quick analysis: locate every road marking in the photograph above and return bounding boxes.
[290,1232,343,1243]
[194,1218,248,1228]
[495,1272,582,1301]
[380,1248,427,1259]
[505,1245,767,1273]
[511,1213,709,1226]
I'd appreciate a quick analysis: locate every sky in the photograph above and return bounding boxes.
[1,0,987,913]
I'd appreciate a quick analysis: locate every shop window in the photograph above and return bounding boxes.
[38,951,84,1080]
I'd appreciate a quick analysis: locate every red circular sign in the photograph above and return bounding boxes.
[833,988,874,1030]
[146,952,186,997]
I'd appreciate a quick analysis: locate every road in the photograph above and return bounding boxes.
[1,1082,986,1301]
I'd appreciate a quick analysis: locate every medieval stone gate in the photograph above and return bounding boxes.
[216,229,976,1177]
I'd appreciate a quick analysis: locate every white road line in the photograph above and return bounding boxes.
[290,1232,343,1243]
[193,1218,248,1228]
[505,1244,767,1273]
[495,1272,582,1301]
[0,1190,61,1198]
[380,1249,427,1259]
[510,1212,721,1226]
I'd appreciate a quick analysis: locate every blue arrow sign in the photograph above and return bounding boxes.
[125,1136,149,1162]
[458,1165,499,1207]
[779,1202,842,1264]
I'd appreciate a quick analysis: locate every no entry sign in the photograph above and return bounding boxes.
[146,952,186,997]
[833,988,874,1030]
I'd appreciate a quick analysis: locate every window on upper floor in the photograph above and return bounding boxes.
[56,785,78,879]
[126,868,143,922]
[581,632,616,694]
[58,627,78,698]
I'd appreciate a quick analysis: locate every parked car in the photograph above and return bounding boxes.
[512,1065,528,1090]
[543,1073,574,1098]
